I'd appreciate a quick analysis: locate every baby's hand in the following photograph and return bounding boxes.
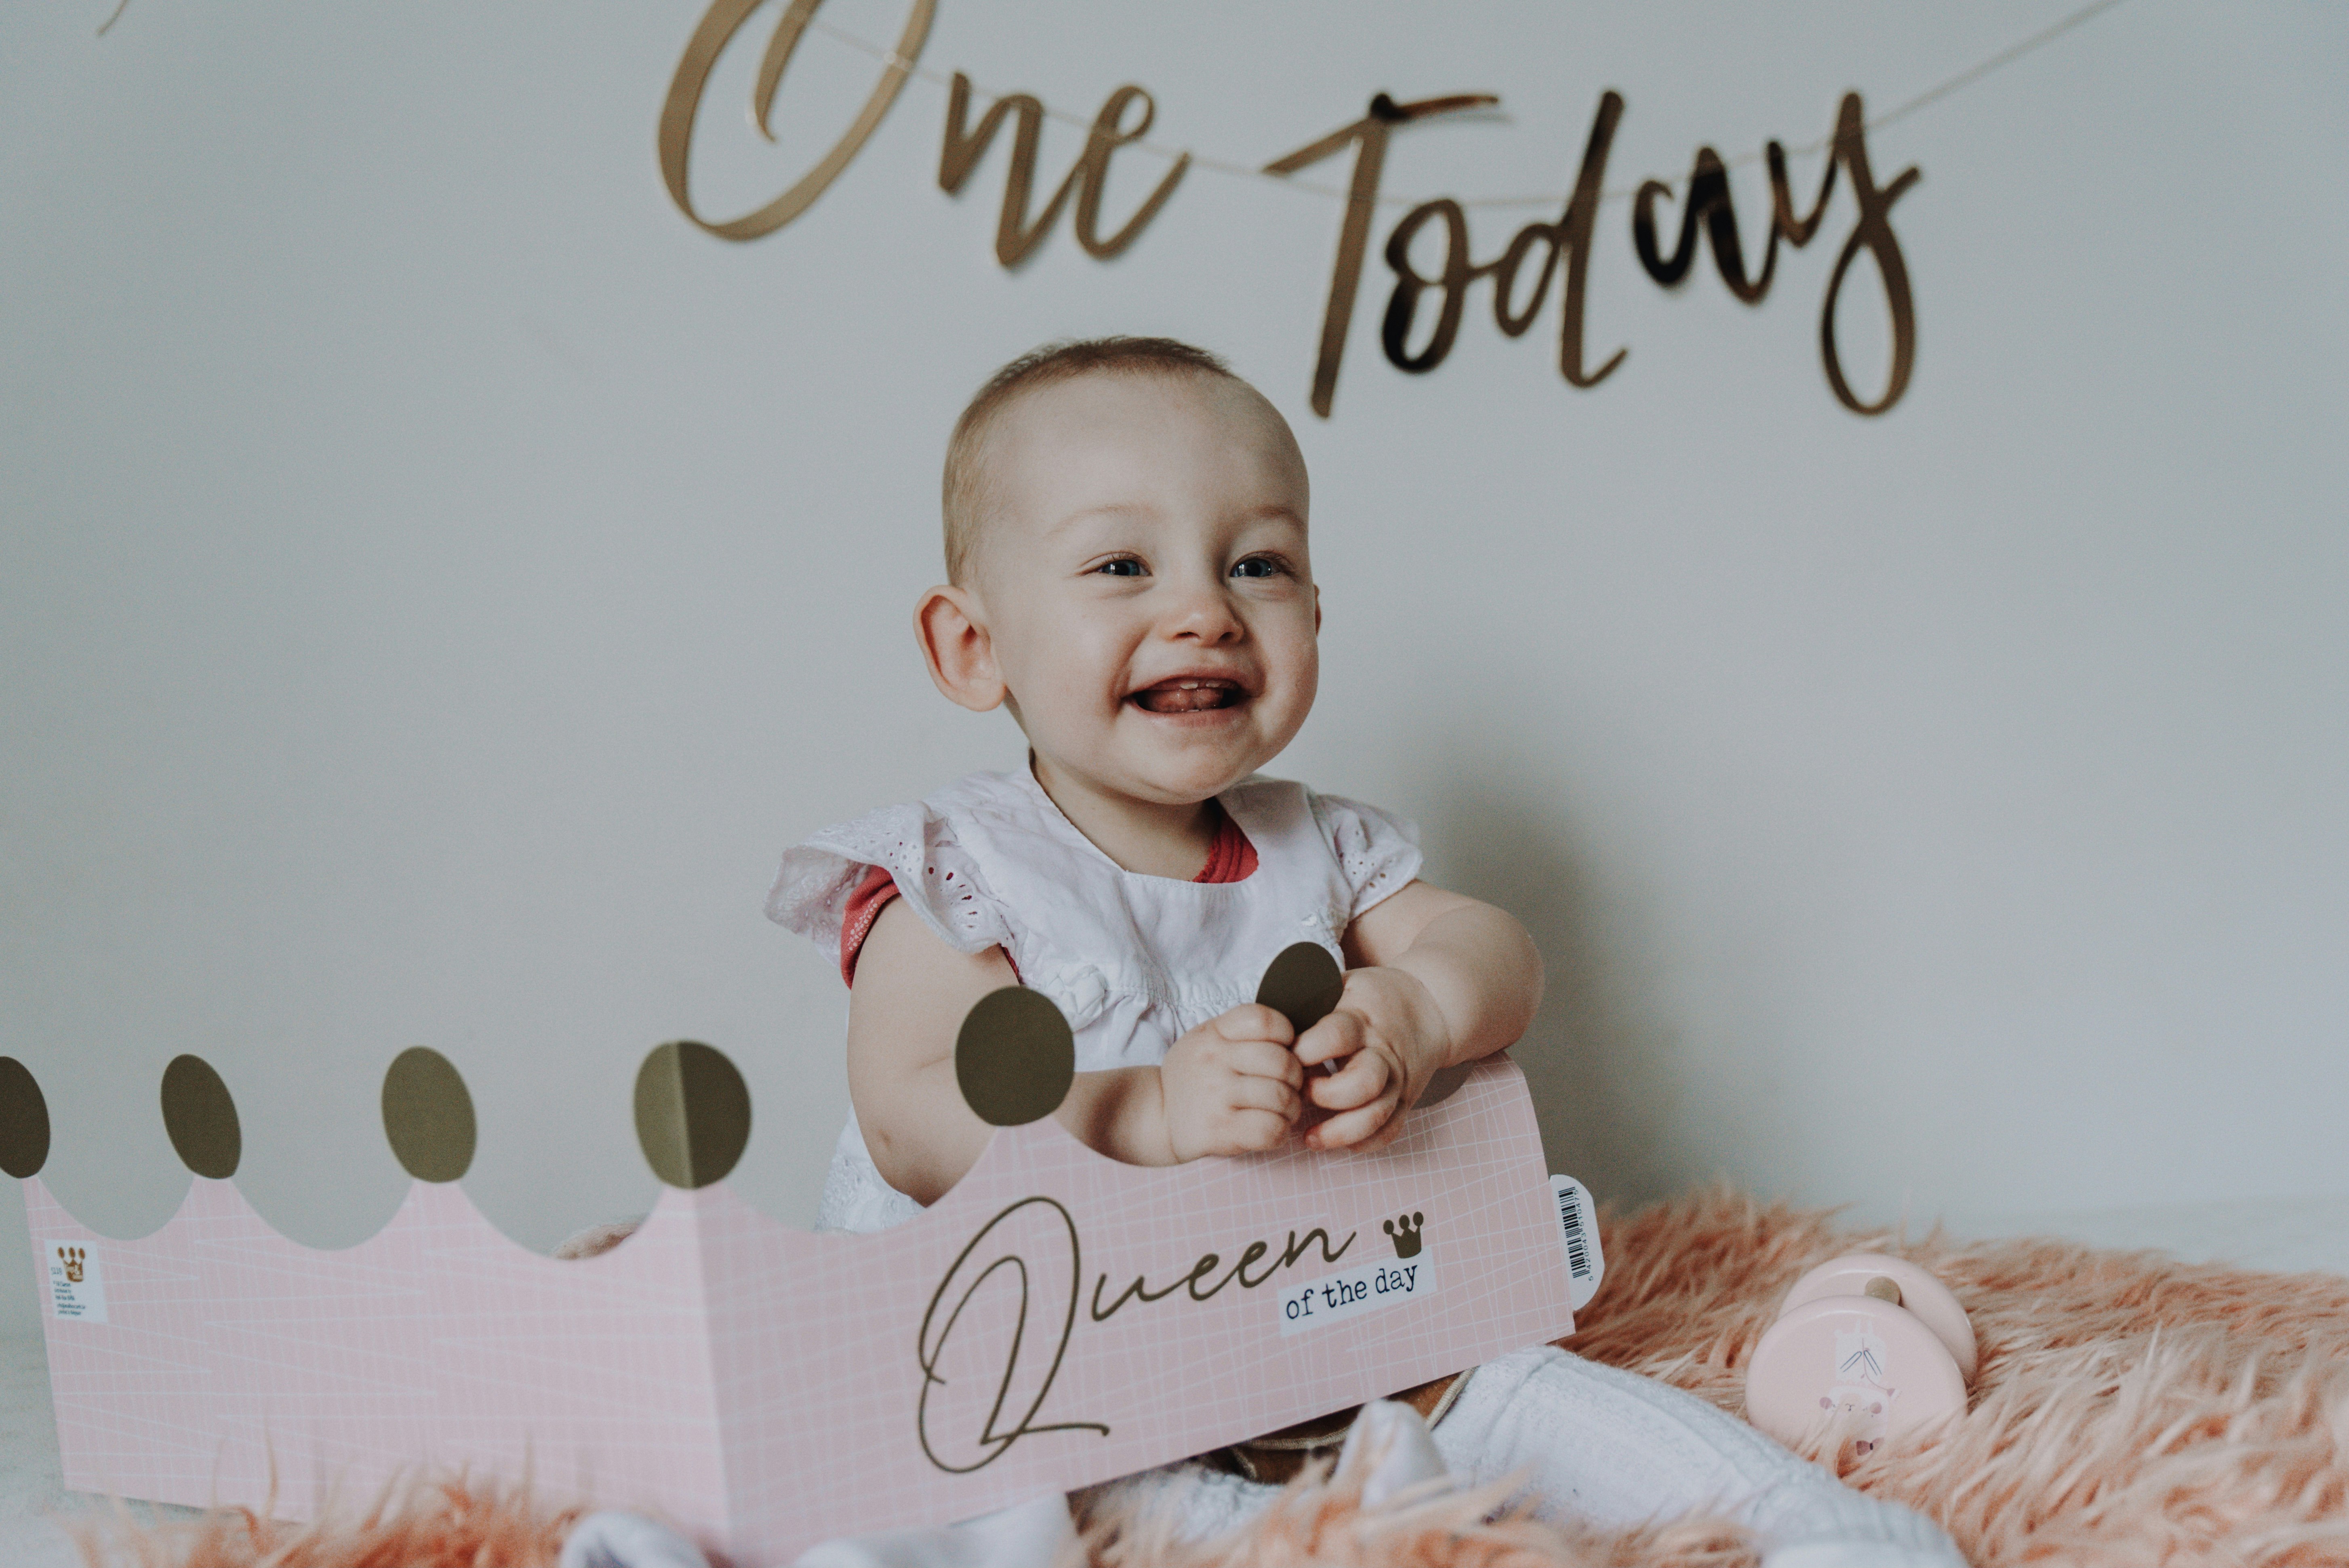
[1293,966,1453,1151]
[1160,1005,1307,1162]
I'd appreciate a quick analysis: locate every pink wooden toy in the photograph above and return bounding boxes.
[1743,1252,1976,1454]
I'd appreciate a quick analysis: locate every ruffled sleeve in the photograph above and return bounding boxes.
[766,802,1012,957]
[1307,791,1424,921]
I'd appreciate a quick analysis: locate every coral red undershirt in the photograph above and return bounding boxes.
[838,805,1258,986]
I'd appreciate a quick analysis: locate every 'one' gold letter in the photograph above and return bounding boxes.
[659,0,937,242]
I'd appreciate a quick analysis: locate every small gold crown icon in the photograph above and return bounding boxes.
[1383,1211,1425,1259]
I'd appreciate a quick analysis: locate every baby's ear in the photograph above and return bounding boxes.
[955,987,1074,1126]
[914,585,1007,712]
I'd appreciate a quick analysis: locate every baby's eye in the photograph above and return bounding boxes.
[1230,557,1285,580]
[1095,557,1147,577]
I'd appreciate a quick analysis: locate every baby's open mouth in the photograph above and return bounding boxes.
[1130,678,1246,714]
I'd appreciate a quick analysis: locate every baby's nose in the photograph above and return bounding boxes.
[1163,582,1244,639]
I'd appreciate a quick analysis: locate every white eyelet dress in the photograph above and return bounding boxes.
[764,767,1423,1234]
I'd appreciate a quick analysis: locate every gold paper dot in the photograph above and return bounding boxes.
[160,1055,240,1180]
[1257,941,1344,1037]
[0,1057,50,1180]
[955,987,1074,1128]
[634,1042,751,1189]
[381,1047,476,1184]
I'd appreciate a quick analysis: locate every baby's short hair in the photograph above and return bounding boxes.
[942,336,1238,586]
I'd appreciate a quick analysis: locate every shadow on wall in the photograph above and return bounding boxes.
[1410,758,1689,1212]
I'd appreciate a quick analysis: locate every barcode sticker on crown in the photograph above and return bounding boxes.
[1549,1175,1604,1311]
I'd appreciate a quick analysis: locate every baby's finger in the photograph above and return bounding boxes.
[1352,1107,1415,1153]
[1228,1039,1307,1088]
[1309,1048,1392,1112]
[1217,1003,1295,1048]
[1291,1012,1364,1069]
[1306,1088,1401,1150]
[1228,1072,1303,1122]
[1226,1108,1294,1153]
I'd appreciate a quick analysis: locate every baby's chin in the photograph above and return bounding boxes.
[1107,720,1293,799]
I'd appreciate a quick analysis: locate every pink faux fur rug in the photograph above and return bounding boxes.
[69,1188,2349,1567]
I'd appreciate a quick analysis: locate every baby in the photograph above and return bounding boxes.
[764,339,1966,1568]
[776,336,1537,1231]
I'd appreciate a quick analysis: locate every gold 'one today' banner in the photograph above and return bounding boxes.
[658,0,1920,419]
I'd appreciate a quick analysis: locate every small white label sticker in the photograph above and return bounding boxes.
[1550,1175,1605,1311]
[45,1240,106,1323]
[1277,1254,1437,1335]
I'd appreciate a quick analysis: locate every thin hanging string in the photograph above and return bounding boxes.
[801,13,1343,194]
[805,0,2135,207]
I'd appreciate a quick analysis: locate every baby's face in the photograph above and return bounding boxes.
[968,372,1318,808]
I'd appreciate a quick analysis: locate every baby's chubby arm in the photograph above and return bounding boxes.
[1297,881,1544,1151]
[846,896,1306,1205]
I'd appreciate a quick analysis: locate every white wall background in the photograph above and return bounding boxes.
[4,0,2345,1333]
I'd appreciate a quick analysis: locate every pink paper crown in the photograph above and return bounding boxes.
[6,960,1576,1565]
